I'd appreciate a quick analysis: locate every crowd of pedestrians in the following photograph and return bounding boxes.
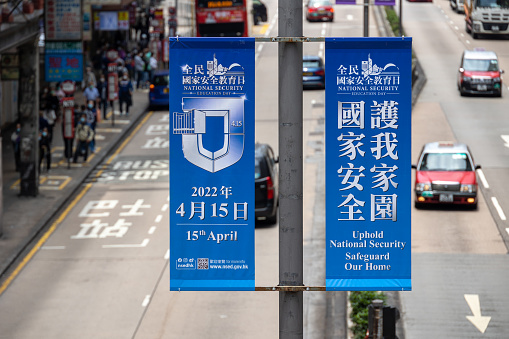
[9,2,165,173]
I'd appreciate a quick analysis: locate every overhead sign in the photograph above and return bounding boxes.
[169,37,255,291]
[45,0,82,41]
[98,11,129,31]
[325,38,412,291]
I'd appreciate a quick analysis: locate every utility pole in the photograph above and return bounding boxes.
[364,0,369,37]
[18,38,39,197]
[278,0,303,337]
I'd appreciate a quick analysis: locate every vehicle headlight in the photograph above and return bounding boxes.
[493,77,501,82]
[462,76,472,82]
[460,184,477,193]
[416,183,432,192]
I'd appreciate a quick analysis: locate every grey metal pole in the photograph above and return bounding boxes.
[278,0,303,337]
[364,0,369,37]
[18,38,40,197]
[399,0,403,36]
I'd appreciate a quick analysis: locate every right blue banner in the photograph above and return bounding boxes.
[325,38,412,291]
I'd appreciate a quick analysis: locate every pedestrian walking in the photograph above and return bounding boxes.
[84,101,97,153]
[82,66,97,89]
[11,122,21,172]
[38,127,51,173]
[118,72,134,115]
[149,53,158,83]
[73,114,94,163]
[97,75,109,120]
[134,51,145,89]
[83,81,100,107]
[43,106,57,145]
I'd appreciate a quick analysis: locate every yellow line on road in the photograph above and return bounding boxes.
[0,111,155,296]
[0,183,92,296]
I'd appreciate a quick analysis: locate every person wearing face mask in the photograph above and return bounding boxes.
[73,113,94,163]
[83,81,100,108]
[84,101,97,153]
[11,122,21,172]
[96,75,109,120]
[38,127,51,173]
[118,72,134,116]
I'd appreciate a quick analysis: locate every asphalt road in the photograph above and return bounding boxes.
[401,1,509,338]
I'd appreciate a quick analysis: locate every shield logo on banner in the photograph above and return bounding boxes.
[173,100,245,173]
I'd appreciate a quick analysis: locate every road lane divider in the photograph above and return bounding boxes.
[142,295,151,307]
[491,197,507,221]
[477,169,489,189]
[102,238,150,249]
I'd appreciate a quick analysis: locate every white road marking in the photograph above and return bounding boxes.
[506,228,509,236]
[491,197,507,221]
[142,295,151,307]
[155,215,163,223]
[466,40,471,44]
[102,238,150,248]
[477,169,489,189]
[346,14,353,20]
[148,226,157,235]
[162,204,169,212]
[501,135,509,148]
[464,294,491,333]
[164,250,169,260]
[40,246,66,250]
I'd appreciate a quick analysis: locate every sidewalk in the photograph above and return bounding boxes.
[0,89,150,277]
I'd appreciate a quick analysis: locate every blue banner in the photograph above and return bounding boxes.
[169,38,255,291]
[45,53,83,82]
[325,38,412,291]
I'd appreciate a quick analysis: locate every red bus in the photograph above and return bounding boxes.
[195,0,249,37]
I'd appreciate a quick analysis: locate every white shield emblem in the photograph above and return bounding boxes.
[173,98,245,173]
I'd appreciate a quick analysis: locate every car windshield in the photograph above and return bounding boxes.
[153,75,169,86]
[476,0,509,8]
[419,153,473,171]
[463,58,499,71]
[303,60,322,68]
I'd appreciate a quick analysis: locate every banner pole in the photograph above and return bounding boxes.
[278,0,304,336]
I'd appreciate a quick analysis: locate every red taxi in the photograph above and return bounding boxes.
[306,0,334,22]
[457,49,504,97]
[412,142,481,209]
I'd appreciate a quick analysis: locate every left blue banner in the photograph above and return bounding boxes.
[169,37,255,291]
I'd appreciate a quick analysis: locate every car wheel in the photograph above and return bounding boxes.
[472,32,479,39]
[414,201,423,209]
[459,87,466,96]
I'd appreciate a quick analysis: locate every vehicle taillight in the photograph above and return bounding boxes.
[149,84,155,92]
[315,69,325,76]
[265,176,274,200]
[329,7,334,12]
[308,7,317,12]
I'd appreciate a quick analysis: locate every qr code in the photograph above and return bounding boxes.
[197,258,209,270]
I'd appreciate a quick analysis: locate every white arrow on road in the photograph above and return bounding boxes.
[464,294,491,333]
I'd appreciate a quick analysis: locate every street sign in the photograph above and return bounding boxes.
[169,37,255,291]
[45,54,83,82]
[325,38,412,291]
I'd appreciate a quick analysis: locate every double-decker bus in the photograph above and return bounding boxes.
[171,0,249,37]
[195,0,249,37]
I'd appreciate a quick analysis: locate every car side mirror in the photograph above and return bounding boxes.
[275,156,279,163]
[411,164,417,169]
[500,69,505,74]
[459,67,465,73]
[475,164,481,170]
